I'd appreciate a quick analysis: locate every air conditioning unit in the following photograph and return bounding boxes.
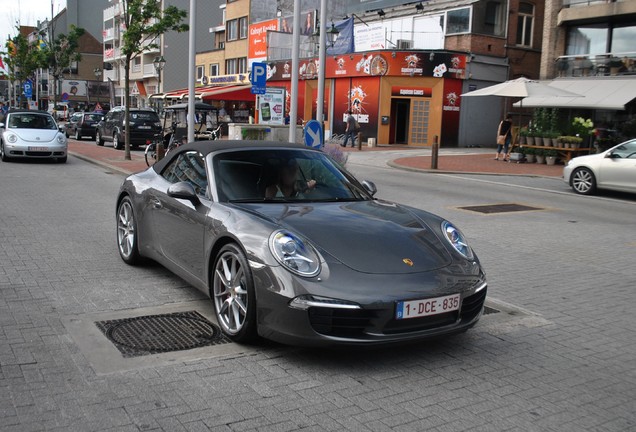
[397,39,413,49]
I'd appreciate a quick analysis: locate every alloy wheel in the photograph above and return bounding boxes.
[571,167,596,195]
[116,198,139,264]
[213,248,250,337]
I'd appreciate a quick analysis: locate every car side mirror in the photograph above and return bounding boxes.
[361,180,377,197]
[58,125,65,132]
[604,152,619,159]
[0,123,4,128]
[167,182,201,205]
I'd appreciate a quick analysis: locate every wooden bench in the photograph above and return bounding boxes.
[520,144,593,163]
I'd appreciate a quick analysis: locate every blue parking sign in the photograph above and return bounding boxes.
[23,80,33,98]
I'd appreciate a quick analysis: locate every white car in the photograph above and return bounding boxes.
[0,110,68,163]
[563,139,636,195]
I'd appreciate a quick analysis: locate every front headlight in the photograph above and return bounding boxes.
[6,133,18,144]
[441,221,474,260]
[269,230,321,277]
[56,134,66,144]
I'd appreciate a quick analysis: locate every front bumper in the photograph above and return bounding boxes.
[252,261,487,347]
[4,142,67,159]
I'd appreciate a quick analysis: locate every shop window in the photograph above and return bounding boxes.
[516,2,534,47]
[226,19,238,41]
[446,8,470,34]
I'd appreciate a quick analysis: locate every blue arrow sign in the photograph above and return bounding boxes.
[304,120,323,149]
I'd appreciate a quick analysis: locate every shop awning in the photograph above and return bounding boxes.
[514,77,636,110]
[162,84,253,101]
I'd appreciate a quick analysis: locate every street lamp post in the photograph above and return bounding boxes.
[152,55,166,160]
[93,67,102,105]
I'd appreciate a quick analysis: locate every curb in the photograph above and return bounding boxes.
[386,160,563,179]
[69,151,136,177]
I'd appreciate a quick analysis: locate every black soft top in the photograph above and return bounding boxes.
[151,140,311,173]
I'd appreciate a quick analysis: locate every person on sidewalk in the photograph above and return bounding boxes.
[495,114,513,160]
[342,110,357,148]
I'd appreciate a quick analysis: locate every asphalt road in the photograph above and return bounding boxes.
[1,154,635,431]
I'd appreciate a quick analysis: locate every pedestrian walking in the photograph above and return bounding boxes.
[495,114,513,160]
[342,110,357,148]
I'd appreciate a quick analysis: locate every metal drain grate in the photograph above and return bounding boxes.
[459,203,543,214]
[96,311,231,358]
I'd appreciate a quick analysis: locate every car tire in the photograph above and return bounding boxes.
[116,196,141,265]
[212,243,257,343]
[113,133,121,150]
[75,129,81,141]
[0,142,9,162]
[571,167,596,195]
[96,130,104,146]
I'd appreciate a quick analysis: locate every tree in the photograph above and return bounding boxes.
[40,25,86,108]
[120,0,188,160]
[1,29,45,107]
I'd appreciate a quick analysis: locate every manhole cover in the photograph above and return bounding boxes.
[96,311,231,358]
[458,203,543,214]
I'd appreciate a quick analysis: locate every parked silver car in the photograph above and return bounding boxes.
[564,139,636,195]
[0,110,68,163]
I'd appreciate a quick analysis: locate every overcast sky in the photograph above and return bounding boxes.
[1,0,66,46]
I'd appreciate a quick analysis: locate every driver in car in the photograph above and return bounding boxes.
[265,159,317,198]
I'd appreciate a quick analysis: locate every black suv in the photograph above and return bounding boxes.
[95,107,161,149]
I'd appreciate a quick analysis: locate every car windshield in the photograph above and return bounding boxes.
[8,114,57,130]
[213,149,372,203]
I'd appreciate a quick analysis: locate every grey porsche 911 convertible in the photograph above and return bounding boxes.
[116,141,487,346]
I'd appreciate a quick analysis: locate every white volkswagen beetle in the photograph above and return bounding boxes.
[564,139,636,195]
[0,110,68,163]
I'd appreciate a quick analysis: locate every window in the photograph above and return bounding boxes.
[610,141,636,159]
[226,58,237,74]
[226,19,238,41]
[239,17,248,39]
[472,0,505,37]
[446,8,470,34]
[209,64,219,76]
[238,57,247,74]
[162,151,209,197]
[516,2,534,47]
[196,65,204,82]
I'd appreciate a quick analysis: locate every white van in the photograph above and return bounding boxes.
[48,102,69,121]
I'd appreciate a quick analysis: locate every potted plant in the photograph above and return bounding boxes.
[558,136,570,149]
[542,131,552,147]
[524,146,536,163]
[509,145,524,163]
[518,128,528,145]
[535,148,546,164]
[547,131,560,147]
[570,136,583,149]
[545,149,558,165]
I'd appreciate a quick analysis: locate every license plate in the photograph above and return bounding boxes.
[138,125,151,129]
[396,294,460,320]
[28,146,48,151]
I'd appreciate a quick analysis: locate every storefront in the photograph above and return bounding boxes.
[266,50,468,146]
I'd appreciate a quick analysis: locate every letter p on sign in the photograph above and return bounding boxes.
[251,62,267,88]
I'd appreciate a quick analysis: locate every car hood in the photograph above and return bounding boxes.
[7,129,59,143]
[235,200,452,274]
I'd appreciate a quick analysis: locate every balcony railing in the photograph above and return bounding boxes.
[104,69,118,81]
[143,63,158,77]
[555,53,636,78]
[563,0,624,6]
[103,27,115,41]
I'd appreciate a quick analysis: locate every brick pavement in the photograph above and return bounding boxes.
[67,139,564,178]
[1,142,634,432]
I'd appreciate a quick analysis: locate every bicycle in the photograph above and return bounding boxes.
[144,133,183,167]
